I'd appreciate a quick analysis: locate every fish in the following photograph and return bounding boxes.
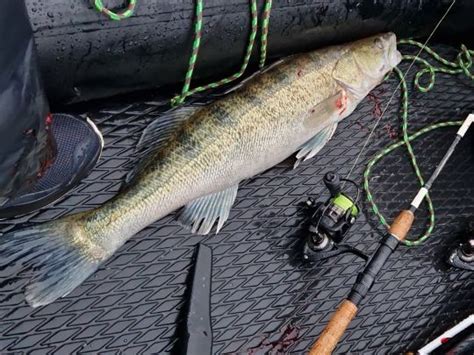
[0,33,401,307]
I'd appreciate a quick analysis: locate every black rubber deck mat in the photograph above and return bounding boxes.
[0,44,473,354]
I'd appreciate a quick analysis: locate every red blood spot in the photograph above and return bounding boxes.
[441,337,450,344]
[296,63,306,77]
[384,123,398,140]
[367,93,382,119]
[247,324,300,354]
[37,155,54,178]
[45,113,53,127]
[36,113,56,178]
[355,120,370,133]
[336,92,348,115]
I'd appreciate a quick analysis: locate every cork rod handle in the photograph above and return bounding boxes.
[309,210,414,355]
[309,300,358,355]
[388,210,414,241]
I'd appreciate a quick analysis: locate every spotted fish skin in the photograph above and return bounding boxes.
[0,33,401,307]
[85,33,401,244]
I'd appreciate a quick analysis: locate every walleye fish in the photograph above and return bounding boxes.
[0,33,401,307]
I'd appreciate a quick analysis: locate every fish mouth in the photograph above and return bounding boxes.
[382,33,402,68]
[388,47,402,68]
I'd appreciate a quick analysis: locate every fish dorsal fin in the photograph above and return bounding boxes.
[137,105,203,150]
[202,58,287,98]
[123,105,203,187]
[294,123,338,168]
[178,184,239,235]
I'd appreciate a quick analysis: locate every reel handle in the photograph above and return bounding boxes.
[309,299,358,355]
[323,172,341,196]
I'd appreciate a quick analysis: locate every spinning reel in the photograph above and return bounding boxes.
[303,172,367,261]
[447,223,474,271]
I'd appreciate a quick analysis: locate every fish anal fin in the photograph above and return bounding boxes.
[178,185,239,235]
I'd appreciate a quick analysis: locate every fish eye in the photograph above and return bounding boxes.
[374,38,384,49]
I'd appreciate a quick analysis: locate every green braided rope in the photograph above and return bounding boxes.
[399,39,474,92]
[170,0,205,107]
[364,41,473,246]
[171,0,273,106]
[92,0,273,105]
[93,0,137,21]
[395,65,436,246]
[259,0,272,69]
[364,120,461,245]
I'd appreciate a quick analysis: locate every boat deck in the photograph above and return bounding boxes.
[0,44,473,354]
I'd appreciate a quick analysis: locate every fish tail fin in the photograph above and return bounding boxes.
[0,218,102,307]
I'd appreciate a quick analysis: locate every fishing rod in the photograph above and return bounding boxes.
[309,113,473,355]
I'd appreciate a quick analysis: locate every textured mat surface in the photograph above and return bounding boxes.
[0,44,473,354]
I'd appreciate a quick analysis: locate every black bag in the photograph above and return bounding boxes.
[0,0,53,201]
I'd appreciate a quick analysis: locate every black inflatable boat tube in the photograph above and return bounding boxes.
[26,0,474,104]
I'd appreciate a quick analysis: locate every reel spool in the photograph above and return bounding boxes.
[303,172,366,262]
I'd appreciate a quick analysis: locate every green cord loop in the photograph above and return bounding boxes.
[363,120,462,246]
[92,0,137,21]
[171,0,273,106]
[92,0,274,105]
[364,41,473,246]
[398,40,474,92]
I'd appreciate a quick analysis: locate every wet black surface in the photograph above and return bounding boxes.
[26,0,474,104]
[0,44,473,354]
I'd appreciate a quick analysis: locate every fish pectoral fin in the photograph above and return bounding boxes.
[294,123,338,168]
[179,184,239,235]
[304,90,348,130]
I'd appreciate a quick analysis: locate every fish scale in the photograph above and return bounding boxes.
[0,33,402,307]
